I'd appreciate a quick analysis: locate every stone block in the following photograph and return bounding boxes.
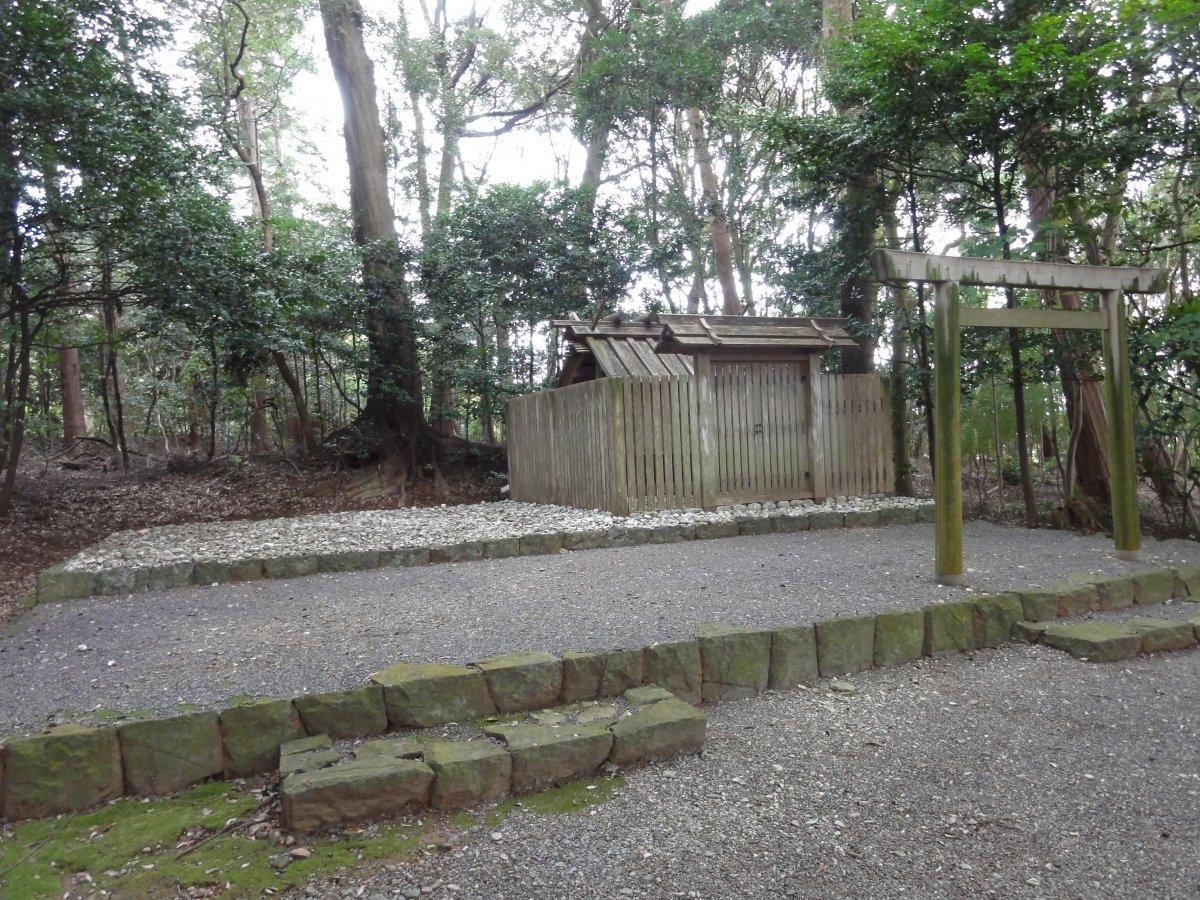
[1133,569,1176,604]
[380,547,430,568]
[624,685,674,706]
[1123,616,1197,653]
[482,537,521,559]
[429,541,485,563]
[520,532,564,555]
[872,610,924,667]
[842,509,881,529]
[371,662,495,728]
[281,758,433,832]
[923,602,976,656]
[768,625,818,690]
[808,510,845,530]
[562,530,608,551]
[293,685,387,739]
[118,712,223,796]
[735,516,772,536]
[353,737,423,761]
[134,562,195,592]
[649,524,695,544]
[280,734,333,756]
[1175,566,1200,601]
[263,555,319,580]
[878,506,918,526]
[490,723,612,793]
[424,740,511,809]
[772,514,811,534]
[95,567,136,595]
[1093,576,1135,610]
[2,725,123,819]
[219,698,306,777]
[814,616,875,676]
[560,651,605,702]
[694,521,739,541]
[280,749,342,776]
[917,504,937,523]
[1055,583,1097,617]
[1042,621,1141,662]
[608,698,707,766]
[318,550,380,573]
[599,648,644,697]
[1012,620,1051,643]
[1190,610,1200,639]
[696,623,771,701]
[642,640,702,704]
[603,526,652,547]
[36,566,97,603]
[971,594,1024,648]
[1019,590,1060,622]
[473,651,563,713]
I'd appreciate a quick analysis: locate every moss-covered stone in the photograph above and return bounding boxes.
[280,734,333,756]
[842,509,881,528]
[814,616,875,676]
[1175,566,1200,601]
[429,541,485,563]
[262,555,319,580]
[379,547,430,568]
[560,651,605,702]
[872,610,924,667]
[1090,576,1135,610]
[519,533,564,555]
[735,516,773,536]
[1019,590,1060,622]
[598,648,644,697]
[279,749,342,776]
[280,758,433,832]
[482,537,521,558]
[1055,583,1097,617]
[2,725,124,819]
[772,514,811,534]
[36,566,97,603]
[293,685,387,739]
[696,623,771,701]
[371,662,496,728]
[562,530,608,550]
[623,685,674,706]
[353,737,423,761]
[133,562,195,593]
[971,594,1024,648]
[923,602,975,656]
[95,567,136,595]
[1133,569,1176,604]
[641,640,702,704]
[649,524,695,544]
[218,699,306,777]
[1123,616,1197,653]
[118,712,223,796]
[768,624,818,689]
[424,740,511,809]
[1011,620,1051,643]
[878,506,919,526]
[808,510,845,530]
[473,651,563,713]
[608,698,707,766]
[694,521,739,540]
[489,723,612,794]
[603,526,652,547]
[917,504,937,523]
[318,550,380,573]
[1042,621,1140,662]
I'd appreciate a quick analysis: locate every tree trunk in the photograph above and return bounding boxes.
[882,208,912,495]
[320,0,425,451]
[249,381,270,453]
[58,344,87,449]
[687,107,739,315]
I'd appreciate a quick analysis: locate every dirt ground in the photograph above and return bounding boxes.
[0,448,505,626]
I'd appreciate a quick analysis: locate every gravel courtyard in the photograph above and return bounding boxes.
[297,640,1200,900]
[2,521,1197,733]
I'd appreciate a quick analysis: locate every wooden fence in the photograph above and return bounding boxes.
[508,372,892,514]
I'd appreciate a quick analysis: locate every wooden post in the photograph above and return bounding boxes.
[808,356,827,500]
[933,281,964,585]
[1101,289,1141,560]
[608,377,630,516]
[695,354,719,510]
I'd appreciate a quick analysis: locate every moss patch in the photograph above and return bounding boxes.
[484,775,625,826]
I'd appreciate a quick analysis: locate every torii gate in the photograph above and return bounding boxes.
[872,249,1168,586]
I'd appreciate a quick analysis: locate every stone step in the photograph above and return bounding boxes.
[278,688,707,832]
[1036,612,1200,663]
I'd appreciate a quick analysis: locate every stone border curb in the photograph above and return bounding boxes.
[33,500,936,605]
[2,564,1196,823]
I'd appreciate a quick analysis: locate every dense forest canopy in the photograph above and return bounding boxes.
[1,0,1197,534]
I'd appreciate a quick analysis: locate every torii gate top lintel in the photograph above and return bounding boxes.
[870,249,1168,586]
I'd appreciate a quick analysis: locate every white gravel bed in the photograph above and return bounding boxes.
[57,496,930,574]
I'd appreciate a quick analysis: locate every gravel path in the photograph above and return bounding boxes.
[296,642,1200,900]
[1,522,1197,733]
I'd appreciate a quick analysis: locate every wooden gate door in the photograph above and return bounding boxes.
[711,359,812,504]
